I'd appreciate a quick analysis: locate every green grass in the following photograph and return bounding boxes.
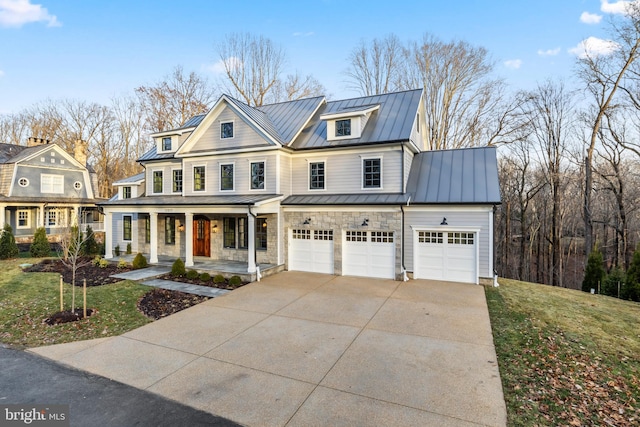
[487,278,640,426]
[0,258,151,348]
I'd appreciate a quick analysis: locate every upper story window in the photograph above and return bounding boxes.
[363,158,381,189]
[193,166,205,191]
[309,162,325,190]
[73,181,82,190]
[335,119,351,137]
[41,174,64,194]
[18,177,29,187]
[251,162,264,190]
[220,164,234,191]
[221,121,234,139]
[173,169,183,193]
[122,186,132,199]
[162,137,172,151]
[153,171,163,193]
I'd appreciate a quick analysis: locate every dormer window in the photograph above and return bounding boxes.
[221,121,234,139]
[335,119,351,137]
[162,137,172,151]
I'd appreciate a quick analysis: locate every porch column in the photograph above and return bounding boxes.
[247,213,256,273]
[150,212,158,264]
[104,211,113,259]
[40,204,46,227]
[0,204,5,227]
[185,212,193,267]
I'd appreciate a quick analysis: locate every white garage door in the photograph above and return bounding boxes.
[289,229,334,274]
[414,231,477,284]
[343,231,395,279]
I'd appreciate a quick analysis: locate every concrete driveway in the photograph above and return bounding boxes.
[30,272,507,427]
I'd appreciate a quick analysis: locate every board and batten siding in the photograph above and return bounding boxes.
[404,206,494,279]
[290,149,403,194]
[189,108,272,153]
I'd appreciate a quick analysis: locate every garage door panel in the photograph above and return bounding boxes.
[415,230,476,284]
[289,229,334,274]
[343,231,395,279]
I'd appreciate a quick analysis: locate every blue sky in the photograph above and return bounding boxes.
[0,0,630,114]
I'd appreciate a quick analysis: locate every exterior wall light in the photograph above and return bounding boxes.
[441,217,448,225]
[303,218,311,225]
[362,218,369,226]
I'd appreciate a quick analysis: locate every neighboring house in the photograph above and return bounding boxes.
[102,89,501,284]
[0,138,104,243]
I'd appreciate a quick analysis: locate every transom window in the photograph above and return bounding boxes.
[363,158,381,188]
[122,186,132,199]
[41,174,64,194]
[335,119,351,137]
[162,137,172,151]
[418,231,443,244]
[173,169,183,193]
[153,171,163,193]
[123,216,132,241]
[448,232,474,245]
[346,231,367,242]
[17,210,30,228]
[309,162,325,190]
[165,216,175,244]
[220,164,234,191]
[193,166,205,191]
[251,162,265,190]
[221,121,234,139]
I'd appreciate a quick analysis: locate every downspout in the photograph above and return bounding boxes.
[248,205,261,281]
[400,196,410,282]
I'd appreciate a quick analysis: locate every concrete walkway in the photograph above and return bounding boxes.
[30,272,507,427]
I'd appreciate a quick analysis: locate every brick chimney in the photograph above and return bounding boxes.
[74,140,88,167]
[27,137,50,147]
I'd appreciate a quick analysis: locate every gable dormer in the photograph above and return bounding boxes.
[320,104,380,142]
[153,132,179,154]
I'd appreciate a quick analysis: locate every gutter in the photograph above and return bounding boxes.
[400,196,411,282]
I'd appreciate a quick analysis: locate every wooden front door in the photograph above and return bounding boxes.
[193,216,210,257]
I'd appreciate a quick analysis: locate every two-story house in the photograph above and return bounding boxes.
[0,138,104,243]
[102,89,500,284]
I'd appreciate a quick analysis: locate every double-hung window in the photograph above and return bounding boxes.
[173,169,183,193]
[165,216,175,244]
[123,216,132,241]
[17,210,30,229]
[223,217,236,248]
[162,137,172,151]
[193,166,205,192]
[122,186,131,199]
[153,171,163,193]
[256,218,267,250]
[335,119,351,137]
[363,158,381,189]
[41,174,64,194]
[251,162,265,190]
[145,216,151,243]
[309,162,325,190]
[220,164,234,191]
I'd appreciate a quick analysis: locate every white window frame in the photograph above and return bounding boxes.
[17,210,30,229]
[193,165,206,192]
[308,160,326,191]
[361,156,383,190]
[18,177,29,187]
[220,121,234,139]
[161,136,172,152]
[172,168,183,194]
[220,162,235,192]
[250,160,266,191]
[73,181,82,190]
[46,208,67,228]
[41,174,64,194]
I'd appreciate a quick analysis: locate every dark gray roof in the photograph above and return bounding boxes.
[406,147,501,204]
[225,96,284,144]
[260,96,325,143]
[290,89,423,150]
[282,193,409,205]
[0,195,105,204]
[114,172,145,185]
[0,143,30,163]
[100,194,281,206]
[178,114,206,129]
[138,146,175,162]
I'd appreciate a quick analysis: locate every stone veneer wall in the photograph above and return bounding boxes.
[209,213,278,265]
[284,210,403,279]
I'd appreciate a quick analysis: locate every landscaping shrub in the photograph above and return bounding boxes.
[213,274,226,284]
[117,260,129,269]
[199,272,211,282]
[126,242,132,254]
[623,244,640,302]
[132,253,148,269]
[83,225,100,256]
[0,224,19,260]
[98,259,109,268]
[114,245,121,256]
[29,227,51,257]
[229,275,242,287]
[602,267,625,298]
[171,258,186,277]
[582,245,605,293]
[93,255,102,266]
[186,269,199,280]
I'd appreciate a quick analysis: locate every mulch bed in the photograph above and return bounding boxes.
[157,273,248,290]
[44,308,95,325]
[24,258,131,287]
[137,289,210,320]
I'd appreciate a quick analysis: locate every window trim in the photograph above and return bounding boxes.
[250,161,266,191]
[73,181,82,190]
[161,136,172,152]
[256,217,267,251]
[17,209,30,229]
[145,216,150,244]
[361,157,383,190]
[220,121,234,139]
[172,168,183,193]
[122,186,132,199]
[152,170,163,194]
[123,215,132,241]
[308,160,326,191]
[220,163,235,192]
[223,217,236,248]
[41,174,64,194]
[165,216,175,245]
[18,177,29,187]
[335,118,352,137]
[193,165,206,192]
[46,208,67,228]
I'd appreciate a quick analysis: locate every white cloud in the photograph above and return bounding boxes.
[601,0,636,15]
[204,57,243,75]
[537,47,561,56]
[0,69,4,78]
[504,59,522,70]
[580,11,602,24]
[292,31,314,37]
[569,36,620,58]
[0,0,60,28]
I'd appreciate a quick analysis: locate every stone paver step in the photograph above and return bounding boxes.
[140,279,231,298]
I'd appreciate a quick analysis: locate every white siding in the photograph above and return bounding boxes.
[189,108,272,152]
[291,149,403,194]
[111,212,139,254]
[403,148,414,193]
[146,161,181,195]
[279,153,291,196]
[404,207,493,279]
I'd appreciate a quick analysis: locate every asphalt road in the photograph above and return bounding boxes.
[0,344,239,427]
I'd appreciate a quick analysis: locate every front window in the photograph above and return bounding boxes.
[193,166,205,191]
[336,119,351,137]
[162,137,172,151]
[256,218,267,250]
[41,174,64,194]
[123,216,132,241]
[309,162,325,190]
[221,121,234,139]
[223,217,236,248]
[153,171,163,193]
[145,216,150,243]
[220,164,234,191]
[238,217,248,249]
[122,186,131,199]
[251,162,265,190]
[165,216,175,244]
[173,169,183,193]
[46,209,66,227]
[363,158,381,188]
[17,210,30,228]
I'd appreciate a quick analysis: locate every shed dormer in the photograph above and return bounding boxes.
[320,104,380,141]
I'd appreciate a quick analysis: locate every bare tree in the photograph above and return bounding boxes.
[59,216,92,310]
[111,95,148,177]
[270,72,326,102]
[344,35,403,96]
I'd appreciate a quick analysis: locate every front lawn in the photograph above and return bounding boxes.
[0,258,151,348]
[487,278,640,426]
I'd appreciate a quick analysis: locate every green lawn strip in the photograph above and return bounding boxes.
[0,258,151,348]
[487,279,640,426]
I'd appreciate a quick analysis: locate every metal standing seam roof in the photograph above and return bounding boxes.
[225,96,285,144]
[406,146,501,204]
[100,194,281,206]
[259,96,325,143]
[282,193,410,205]
[113,172,145,185]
